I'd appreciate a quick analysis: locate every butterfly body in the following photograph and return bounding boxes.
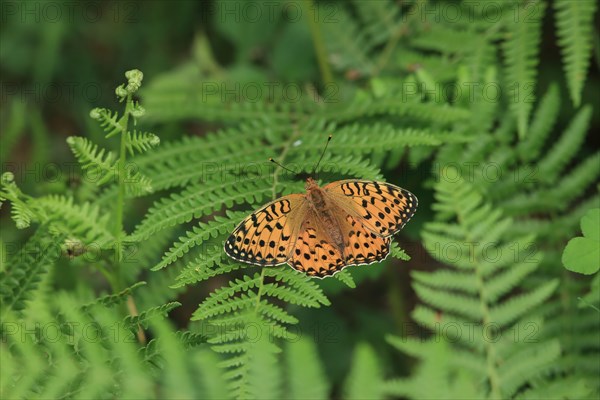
[305,178,346,251]
[225,178,417,278]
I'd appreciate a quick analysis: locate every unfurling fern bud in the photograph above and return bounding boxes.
[1,171,15,184]
[115,84,128,100]
[130,103,146,118]
[125,69,143,93]
[89,107,102,120]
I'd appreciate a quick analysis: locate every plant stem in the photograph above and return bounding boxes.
[303,0,334,88]
[114,94,132,267]
[111,93,146,344]
[254,125,302,313]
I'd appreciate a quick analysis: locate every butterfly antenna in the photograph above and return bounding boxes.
[269,158,298,175]
[312,135,332,175]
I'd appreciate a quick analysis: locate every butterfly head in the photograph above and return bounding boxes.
[305,177,320,191]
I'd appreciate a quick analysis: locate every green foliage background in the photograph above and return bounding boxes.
[1,0,599,399]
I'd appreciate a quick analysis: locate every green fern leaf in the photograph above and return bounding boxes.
[66,136,116,186]
[81,281,146,310]
[285,337,329,399]
[132,179,272,242]
[498,340,561,398]
[174,252,244,288]
[321,6,375,75]
[502,1,545,138]
[518,83,560,161]
[489,279,558,328]
[0,173,35,229]
[35,195,115,247]
[0,227,63,316]
[89,107,122,138]
[554,0,598,106]
[344,342,383,400]
[246,322,282,400]
[537,105,592,183]
[123,301,181,330]
[125,130,160,156]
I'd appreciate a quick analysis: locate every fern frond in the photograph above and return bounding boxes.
[484,261,540,303]
[489,279,558,327]
[384,336,481,399]
[123,301,181,329]
[415,167,560,397]
[0,172,36,229]
[497,340,561,398]
[35,195,114,247]
[537,105,592,183]
[322,95,471,125]
[125,130,160,156]
[285,337,329,399]
[245,324,282,400]
[502,1,545,138]
[132,179,272,242]
[321,6,375,75]
[194,275,262,320]
[413,282,483,321]
[95,123,278,206]
[334,269,356,288]
[66,136,116,186]
[263,267,330,306]
[331,123,470,150]
[81,281,146,310]
[517,377,593,400]
[518,83,560,161]
[412,269,478,295]
[344,343,383,400]
[175,252,245,288]
[501,151,600,215]
[0,227,63,316]
[152,217,230,271]
[89,107,122,138]
[142,82,299,123]
[410,24,482,55]
[123,167,153,196]
[554,0,598,106]
[351,0,400,47]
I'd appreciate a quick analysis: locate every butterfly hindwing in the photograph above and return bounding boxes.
[287,218,345,278]
[224,195,306,266]
[341,214,391,265]
[324,180,418,237]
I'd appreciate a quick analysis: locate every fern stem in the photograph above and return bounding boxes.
[303,0,334,88]
[114,94,132,264]
[255,125,303,312]
[108,93,146,343]
[473,256,502,400]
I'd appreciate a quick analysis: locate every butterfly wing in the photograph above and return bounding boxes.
[286,213,346,278]
[340,213,392,266]
[323,180,418,237]
[224,194,307,266]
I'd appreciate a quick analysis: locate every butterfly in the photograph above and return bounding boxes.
[224,137,417,278]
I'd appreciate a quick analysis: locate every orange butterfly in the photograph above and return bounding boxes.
[224,137,418,278]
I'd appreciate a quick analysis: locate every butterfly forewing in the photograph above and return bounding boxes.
[324,180,418,237]
[224,195,306,266]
